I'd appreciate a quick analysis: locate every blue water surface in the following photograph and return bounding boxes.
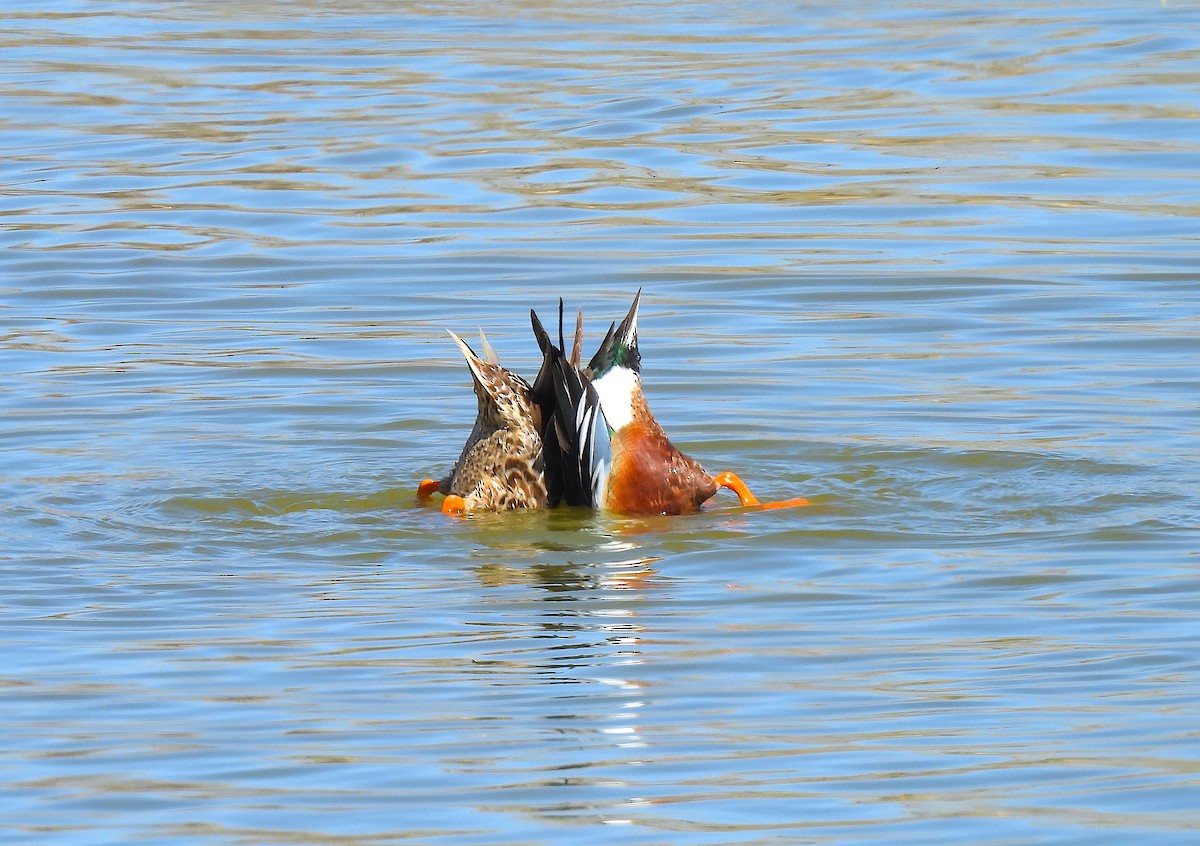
[2,2,1199,843]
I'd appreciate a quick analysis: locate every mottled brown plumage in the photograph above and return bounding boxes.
[425,332,548,513]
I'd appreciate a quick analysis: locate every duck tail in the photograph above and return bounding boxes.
[530,302,611,508]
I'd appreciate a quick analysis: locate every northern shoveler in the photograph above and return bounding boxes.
[417,331,548,514]
[530,291,764,516]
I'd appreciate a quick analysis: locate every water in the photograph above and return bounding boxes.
[3,1,1199,843]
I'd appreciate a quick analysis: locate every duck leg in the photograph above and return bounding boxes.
[417,478,441,503]
[712,471,761,506]
[713,471,811,510]
[417,479,468,514]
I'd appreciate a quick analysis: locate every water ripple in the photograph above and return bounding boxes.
[3,2,1200,844]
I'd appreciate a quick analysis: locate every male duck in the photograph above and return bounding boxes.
[530,291,762,516]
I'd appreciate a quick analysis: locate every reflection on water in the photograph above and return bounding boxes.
[3,1,1200,843]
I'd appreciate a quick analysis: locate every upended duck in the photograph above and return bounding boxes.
[415,331,548,513]
[419,292,797,516]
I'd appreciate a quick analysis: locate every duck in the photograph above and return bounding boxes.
[530,290,764,516]
[417,331,548,514]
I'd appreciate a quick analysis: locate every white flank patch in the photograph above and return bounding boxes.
[591,366,638,432]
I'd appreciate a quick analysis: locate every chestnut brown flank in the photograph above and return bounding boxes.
[604,392,717,516]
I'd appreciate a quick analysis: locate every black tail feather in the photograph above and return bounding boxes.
[530,302,607,507]
[530,307,566,507]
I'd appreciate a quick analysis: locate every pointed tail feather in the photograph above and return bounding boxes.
[586,288,642,377]
[530,308,566,506]
[530,305,612,507]
[447,330,488,387]
[570,307,584,368]
[477,329,499,365]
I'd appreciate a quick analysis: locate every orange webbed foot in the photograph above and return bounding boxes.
[712,471,761,507]
[441,494,467,515]
[713,471,811,510]
[417,478,441,504]
[759,495,811,510]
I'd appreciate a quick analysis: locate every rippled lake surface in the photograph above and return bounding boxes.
[3,2,1199,843]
